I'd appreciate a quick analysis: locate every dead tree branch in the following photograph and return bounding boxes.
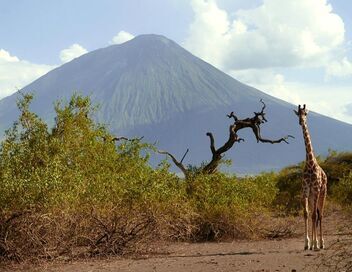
[103,136,144,143]
[202,99,293,173]
[158,99,293,177]
[180,149,189,164]
[157,149,189,178]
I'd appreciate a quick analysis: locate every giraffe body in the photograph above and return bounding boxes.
[295,105,327,251]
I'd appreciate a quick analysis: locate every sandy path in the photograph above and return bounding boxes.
[4,209,350,272]
[26,238,336,272]
[16,236,341,272]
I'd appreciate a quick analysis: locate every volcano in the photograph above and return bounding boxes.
[1,34,351,173]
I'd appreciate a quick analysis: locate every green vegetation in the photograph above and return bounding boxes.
[275,151,352,213]
[0,94,351,262]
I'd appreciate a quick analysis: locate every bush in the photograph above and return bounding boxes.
[274,165,302,214]
[1,93,350,262]
[184,172,278,241]
[0,93,178,261]
[331,172,352,206]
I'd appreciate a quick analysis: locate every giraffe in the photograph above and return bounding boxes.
[294,104,327,251]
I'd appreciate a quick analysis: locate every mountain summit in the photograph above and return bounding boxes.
[1,34,352,173]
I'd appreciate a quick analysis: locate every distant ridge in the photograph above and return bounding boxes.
[1,34,352,173]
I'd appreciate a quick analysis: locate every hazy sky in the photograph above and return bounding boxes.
[1,0,352,123]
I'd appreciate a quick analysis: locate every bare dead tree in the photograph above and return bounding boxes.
[158,99,294,177]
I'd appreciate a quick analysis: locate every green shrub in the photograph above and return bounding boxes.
[331,172,352,206]
[322,151,352,190]
[274,165,302,214]
[1,93,350,262]
[183,172,278,240]
[0,93,180,260]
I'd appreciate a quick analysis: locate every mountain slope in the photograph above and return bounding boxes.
[0,34,351,173]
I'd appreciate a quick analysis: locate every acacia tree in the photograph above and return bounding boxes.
[158,99,293,178]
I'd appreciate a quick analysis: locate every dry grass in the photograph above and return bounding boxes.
[260,216,299,240]
[0,206,157,263]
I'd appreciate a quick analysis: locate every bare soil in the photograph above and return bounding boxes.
[2,208,351,272]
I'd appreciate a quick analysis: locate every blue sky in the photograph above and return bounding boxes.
[1,0,352,123]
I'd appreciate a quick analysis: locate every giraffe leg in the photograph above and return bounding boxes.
[311,195,319,251]
[318,189,326,249]
[302,197,310,250]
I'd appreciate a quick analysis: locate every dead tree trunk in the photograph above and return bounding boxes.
[202,124,244,174]
[158,99,294,177]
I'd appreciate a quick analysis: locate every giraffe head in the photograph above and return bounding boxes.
[294,104,309,126]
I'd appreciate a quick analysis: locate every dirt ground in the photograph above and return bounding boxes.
[2,208,351,272]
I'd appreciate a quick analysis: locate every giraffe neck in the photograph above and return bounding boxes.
[301,120,316,164]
